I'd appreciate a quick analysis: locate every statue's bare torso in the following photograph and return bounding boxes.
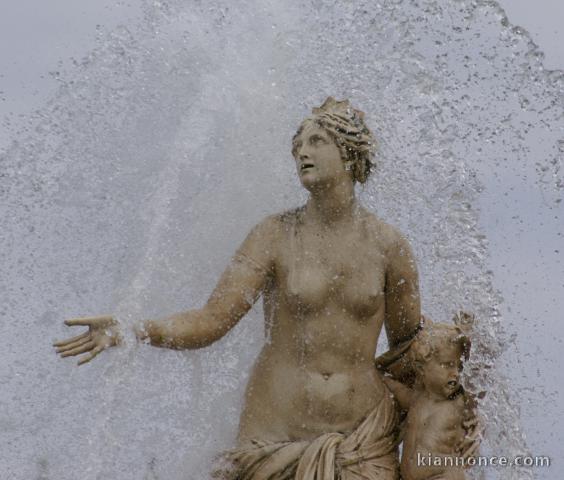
[236,206,404,443]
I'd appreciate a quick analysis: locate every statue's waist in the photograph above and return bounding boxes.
[243,358,388,438]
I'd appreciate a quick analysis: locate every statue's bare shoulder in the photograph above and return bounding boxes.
[360,208,413,261]
[253,208,301,239]
[236,208,302,270]
[260,207,307,241]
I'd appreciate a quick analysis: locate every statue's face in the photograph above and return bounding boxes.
[292,121,348,191]
[420,343,463,399]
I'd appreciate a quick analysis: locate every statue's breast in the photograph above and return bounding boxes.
[279,234,386,318]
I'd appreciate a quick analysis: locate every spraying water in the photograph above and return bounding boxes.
[1,1,562,479]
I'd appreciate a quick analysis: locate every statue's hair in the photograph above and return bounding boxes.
[293,97,377,184]
[410,320,471,368]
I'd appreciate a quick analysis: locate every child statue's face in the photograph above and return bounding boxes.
[420,342,464,399]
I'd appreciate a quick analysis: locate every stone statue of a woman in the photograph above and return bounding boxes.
[54,97,478,479]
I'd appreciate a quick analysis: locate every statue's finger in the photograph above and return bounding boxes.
[467,441,480,457]
[465,427,482,442]
[56,336,91,353]
[65,315,113,327]
[77,345,104,366]
[459,433,480,451]
[463,417,479,429]
[458,439,473,454]
[53,332,88,347]
[459,433,475,447]
[463,419,482,438]
[461,440,480,462]
[60,341,95,357]
[458,431,482,459]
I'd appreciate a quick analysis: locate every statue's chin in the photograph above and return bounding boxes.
[299,175,331,193]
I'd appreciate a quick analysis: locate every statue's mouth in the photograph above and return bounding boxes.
[301,163,314,171]
[447,380,458,387]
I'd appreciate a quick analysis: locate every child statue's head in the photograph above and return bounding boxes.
[411,313,473,399]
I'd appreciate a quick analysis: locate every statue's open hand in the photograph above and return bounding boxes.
[53,315,121,365]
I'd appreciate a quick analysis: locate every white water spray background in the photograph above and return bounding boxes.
[0,0,562,479]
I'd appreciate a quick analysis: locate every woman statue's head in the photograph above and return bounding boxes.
[292,97,376,187]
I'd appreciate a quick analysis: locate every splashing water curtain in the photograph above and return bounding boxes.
[1,1,562,479]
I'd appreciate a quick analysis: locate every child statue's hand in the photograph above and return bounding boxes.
[53,315,122,365]
[457,415,483,466]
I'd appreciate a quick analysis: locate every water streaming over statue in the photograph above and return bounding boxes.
[1,1,562,478]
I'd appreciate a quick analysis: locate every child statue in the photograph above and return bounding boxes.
[400,313,481,480]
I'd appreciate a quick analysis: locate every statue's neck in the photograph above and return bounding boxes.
[305,183,358,227]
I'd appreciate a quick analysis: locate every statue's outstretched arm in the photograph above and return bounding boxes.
[138,217,276,349]
[54,216,277,363]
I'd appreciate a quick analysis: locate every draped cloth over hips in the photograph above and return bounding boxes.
[213,392,400,480]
